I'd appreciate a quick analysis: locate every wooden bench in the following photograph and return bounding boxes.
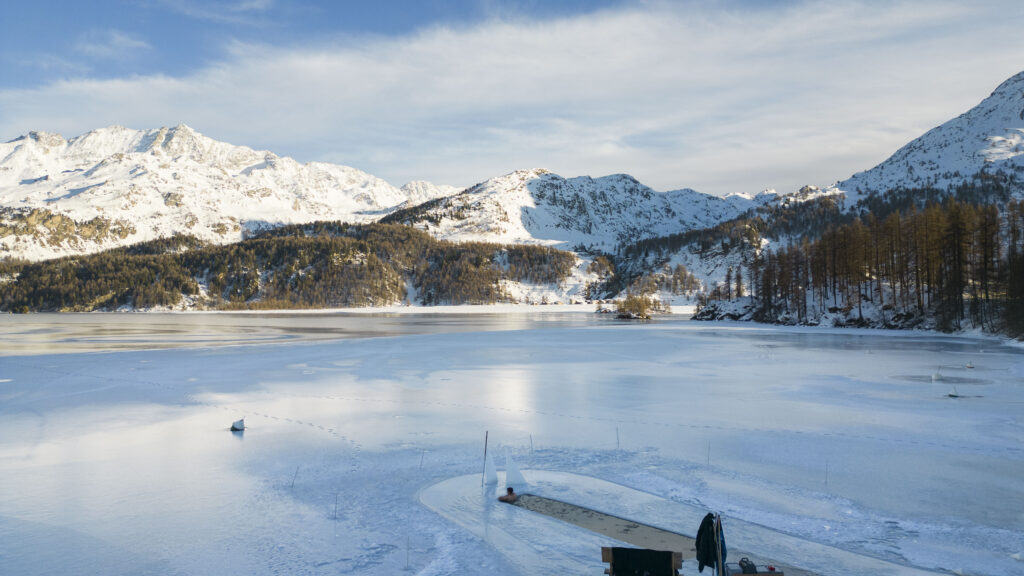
[601,546,682,576]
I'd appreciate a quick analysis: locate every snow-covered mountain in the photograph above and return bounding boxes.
[0,125,457,261]
[0,125,775,261]
[833,70,1024,203]
[387,168,777,251]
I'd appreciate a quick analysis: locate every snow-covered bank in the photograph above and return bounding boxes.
[1,317,1021,575]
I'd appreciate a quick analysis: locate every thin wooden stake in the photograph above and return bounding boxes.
[481,431,489,486]
[333,493,339,520]
[290,465,299,489]
[616,427,620,451]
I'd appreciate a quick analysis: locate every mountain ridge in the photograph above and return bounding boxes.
[832,70,1024,203]
[382,168,777,252]
[0,124,458,261]
[0,126,763,262]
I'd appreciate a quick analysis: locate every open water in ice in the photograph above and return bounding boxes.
[0,312,1021,575]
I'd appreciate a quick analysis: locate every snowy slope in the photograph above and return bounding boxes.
[833,70,1024,203]
[0,125,457,261]
[392,168,776,251]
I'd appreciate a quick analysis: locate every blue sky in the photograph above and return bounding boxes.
[2,0,1023,195]
[2,1,632,88]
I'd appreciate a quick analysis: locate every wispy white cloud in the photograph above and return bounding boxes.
[76,30,152,60]
[153,0,275,24]
[1,52,90,75]
[2,1,1022,195]
[230,0,274,12]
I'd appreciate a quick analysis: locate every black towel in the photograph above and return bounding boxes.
[695,513,717,572]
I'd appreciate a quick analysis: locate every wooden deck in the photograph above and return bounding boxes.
[513,494,812,576]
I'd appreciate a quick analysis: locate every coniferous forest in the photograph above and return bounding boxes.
[738,199,1024,333]
[0,223,575,312]
[695,195,1024,337]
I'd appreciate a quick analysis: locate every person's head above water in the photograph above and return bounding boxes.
[498,485,518,503]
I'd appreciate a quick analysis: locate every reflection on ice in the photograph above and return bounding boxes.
[0,311,604,356]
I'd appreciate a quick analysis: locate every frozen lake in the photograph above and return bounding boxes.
[1,312,1021,575]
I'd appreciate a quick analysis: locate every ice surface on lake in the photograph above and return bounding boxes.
[0,313,1022,575]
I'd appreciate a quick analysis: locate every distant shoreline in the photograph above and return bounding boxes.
[222,303,697,315]
[42,302,696,315]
